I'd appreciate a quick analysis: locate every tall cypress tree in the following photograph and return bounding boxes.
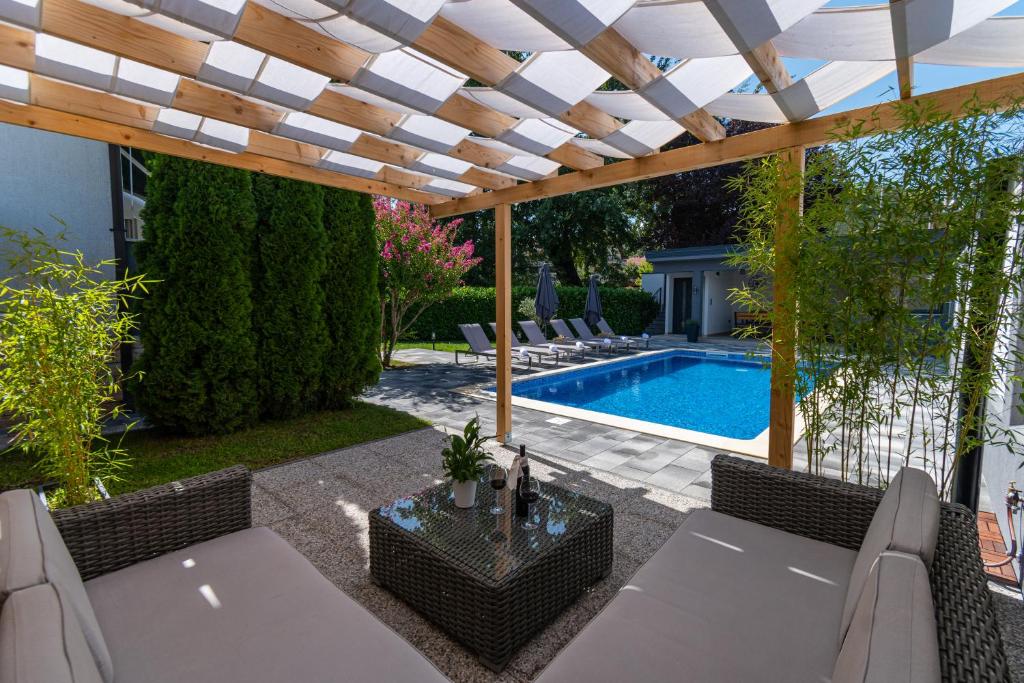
[320,188,381,407]
[134,157,259,434]
[252,175,329,418]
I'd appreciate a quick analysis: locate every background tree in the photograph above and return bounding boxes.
[515,185,641,285]
[134,156,259,434]
[450,210,533,286]
[630,119,777,249]
[252,175,329,419]
[320,188,381,407]
[376,198,480,366]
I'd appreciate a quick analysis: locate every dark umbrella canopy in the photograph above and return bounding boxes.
[534,263,559,324]
[584,274,603,326]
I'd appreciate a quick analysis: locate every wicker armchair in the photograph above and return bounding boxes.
[51,465,252,580]
[710,454,1010,683]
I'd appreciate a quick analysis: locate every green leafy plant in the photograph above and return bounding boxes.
[132,155,260,435]
[727,95,1024,497]
[441,417,493,482]
[252,174,329,419]
[0,228,149,507]
[320,188,381,408]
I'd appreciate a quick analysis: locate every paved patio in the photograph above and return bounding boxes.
[366,339,792,504]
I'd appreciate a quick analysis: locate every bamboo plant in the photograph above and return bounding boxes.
[726,96,1024,497]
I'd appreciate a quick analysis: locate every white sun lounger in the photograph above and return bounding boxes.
[518,320,587,360]
[596,317,651,348]
[456,323,532,368]
[488,323,560,366]
[570,318,633,351]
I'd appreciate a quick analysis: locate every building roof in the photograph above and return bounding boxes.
[646,245,743,262]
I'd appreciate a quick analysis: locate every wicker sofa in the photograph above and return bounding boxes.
[535,455,1010,683]
[0,466,447,683]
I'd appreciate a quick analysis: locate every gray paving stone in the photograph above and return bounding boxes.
[646,465,703,493]
[579,451,632,471]
[610,463,654,481]
[625,448,684,474]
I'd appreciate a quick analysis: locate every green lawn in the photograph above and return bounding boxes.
[0,402,429,495]
[393,341,468,353]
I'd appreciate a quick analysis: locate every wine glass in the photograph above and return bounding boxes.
[520,478,541,530]
[488,464,507,515]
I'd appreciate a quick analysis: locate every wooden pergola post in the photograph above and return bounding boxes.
[767,146,804,469]
[495,203,513,444]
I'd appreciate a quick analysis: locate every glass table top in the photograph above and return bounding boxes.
[373,477,611,584]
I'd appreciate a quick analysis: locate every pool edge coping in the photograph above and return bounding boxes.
[478,348,803,459]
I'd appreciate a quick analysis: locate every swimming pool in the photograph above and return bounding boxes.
[501,350,785,443]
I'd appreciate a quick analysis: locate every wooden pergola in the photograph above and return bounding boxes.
[2,0,1022,468]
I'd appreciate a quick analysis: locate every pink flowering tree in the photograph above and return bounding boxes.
[375,198,481,367]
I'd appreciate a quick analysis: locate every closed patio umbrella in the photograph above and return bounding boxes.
[534,263,559,325]
[584,274,603,327]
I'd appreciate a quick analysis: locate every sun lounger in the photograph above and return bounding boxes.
[518,320,587,360]
[489,323,560,366]
[550,319,612,353]
[596,317,651,348]
[456,323,532,368]
[569,318,633,351]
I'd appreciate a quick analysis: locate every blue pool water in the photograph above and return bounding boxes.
[508,351,783,440]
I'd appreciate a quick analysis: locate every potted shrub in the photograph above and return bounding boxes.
[0,228,147,508]
[684,319,700,343]
[442,417,493,508]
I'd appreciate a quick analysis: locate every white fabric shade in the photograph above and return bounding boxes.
[389,114,469,153]
[273,112,362,152]
[498,118,578,156]
[498,51,610,117]
[440,0,569,52]
[318,150,384,178]
[0,64,30,104]
[352,48,466,114]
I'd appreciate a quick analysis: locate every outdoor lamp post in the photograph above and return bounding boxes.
[431,330,436,350]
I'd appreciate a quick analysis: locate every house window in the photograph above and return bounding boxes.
[124,218,143,242]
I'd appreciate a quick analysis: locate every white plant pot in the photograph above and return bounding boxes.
[452,480,477,508]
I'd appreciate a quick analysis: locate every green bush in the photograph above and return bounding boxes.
[252,175,329,419]
[320,188,381,407]
[133,156,259,434]
[406,285,659,340]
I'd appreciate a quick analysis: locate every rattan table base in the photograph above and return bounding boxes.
[369,480,613,671]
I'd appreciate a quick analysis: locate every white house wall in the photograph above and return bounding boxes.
[702,269,745,336]
[0,123,114,277]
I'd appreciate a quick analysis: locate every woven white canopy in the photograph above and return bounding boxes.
[0,0,1021,204]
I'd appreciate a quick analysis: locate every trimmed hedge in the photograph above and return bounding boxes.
[319,188,380,408]
[406,285,659,341]
[133,157,259,434]
[252,174,328,419]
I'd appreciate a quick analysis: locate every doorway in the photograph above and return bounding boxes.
[671,277,692,334]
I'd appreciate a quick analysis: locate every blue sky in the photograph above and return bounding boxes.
[791,0,1024,117]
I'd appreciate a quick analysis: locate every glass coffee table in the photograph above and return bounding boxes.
[369,478,613,672]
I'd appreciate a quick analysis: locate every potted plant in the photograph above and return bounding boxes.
[684,319,700,343]
[442,417,493,508]
[0,228,147,508]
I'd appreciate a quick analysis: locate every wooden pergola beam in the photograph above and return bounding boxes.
[38,0,600,172]
[743,42,793,95]
[430,70,1024,217]
[495,203,513,443]
[547,25,724,142]
[767,146,804,469]
[1,20,516,193]
[413,17,625,149]
[0,99,448,204]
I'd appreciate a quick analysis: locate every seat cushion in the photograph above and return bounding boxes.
[0,490,112,682]
[0,583,103,683]
[535,509,857,683]
[833,551,939,683]
[841,467,939,640]
[84,527,447,683]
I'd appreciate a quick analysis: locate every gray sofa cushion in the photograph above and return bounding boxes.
[833,551,940,683]
[0,490,113,683]
[0,583,103,683]
[535,509,857,683]
[85,526,448,683]
[841,467,939,640]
